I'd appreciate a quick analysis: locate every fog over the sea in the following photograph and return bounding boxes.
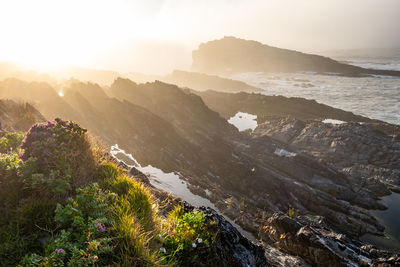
[0,0,399,73]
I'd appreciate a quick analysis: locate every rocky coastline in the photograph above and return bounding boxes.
[1,78,399,265]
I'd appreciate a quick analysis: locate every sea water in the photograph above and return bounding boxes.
[361,193,400,251]
[231,72,400,125]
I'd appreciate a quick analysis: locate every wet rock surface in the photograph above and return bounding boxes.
[253,117,400,193]
[262,212,400,266]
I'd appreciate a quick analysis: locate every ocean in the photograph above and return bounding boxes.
[230,50,400,125]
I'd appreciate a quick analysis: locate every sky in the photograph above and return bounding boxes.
[0,0,399,74]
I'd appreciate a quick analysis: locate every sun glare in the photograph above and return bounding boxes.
[0,0,135,69]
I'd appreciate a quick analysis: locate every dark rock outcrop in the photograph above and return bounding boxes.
[192,36,400,77]
[199,206,269,267]
[262,212,400,266]
[253,117,400,192]
[193,90,375,123]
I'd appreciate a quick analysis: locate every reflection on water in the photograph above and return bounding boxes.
[361,193,400,252]
[110,144,212,207]
[110,144,256,241]
[322,119,346,125]
[228,111,258,131]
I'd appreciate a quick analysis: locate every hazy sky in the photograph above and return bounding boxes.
[0,0,399,74]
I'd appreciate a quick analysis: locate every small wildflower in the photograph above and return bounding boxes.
[16,172,22,177]
[158,234,162,239]
[192,243,197,248]
[97,223,106,232]
[93,255,98,262]
[197,238,203,243]
[160,247,166,253]
[55,248,65,253]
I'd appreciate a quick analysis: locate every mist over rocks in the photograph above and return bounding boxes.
[192,36,400,77]
[0,99,45,131]
[162,70,263,93]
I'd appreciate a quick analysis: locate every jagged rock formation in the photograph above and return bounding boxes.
[198,206,269,266]
[0,99,44,131]
[254,117,400,194]
[262,212,400,266]
[192,36,400,77]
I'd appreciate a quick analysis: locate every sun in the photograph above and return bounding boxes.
[0,0,120,70]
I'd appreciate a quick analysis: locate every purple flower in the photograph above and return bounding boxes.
[55,248,65,253]
[97,223,106,232]
[18,153,23,159]
[16,172,22,177]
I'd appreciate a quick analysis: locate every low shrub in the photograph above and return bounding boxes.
[0,132,25,153]
[21,118,97,190]
[161,206,217,266]
[0,153,25,223]
[17,199,57,234]
[22,183,115,266]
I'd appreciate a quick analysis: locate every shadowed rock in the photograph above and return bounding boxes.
[192,36,400,77]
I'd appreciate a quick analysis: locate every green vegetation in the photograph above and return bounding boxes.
[0,119,217,266]
[162,206,217,265]
[0,132,25,153]
[288,207,298,218]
